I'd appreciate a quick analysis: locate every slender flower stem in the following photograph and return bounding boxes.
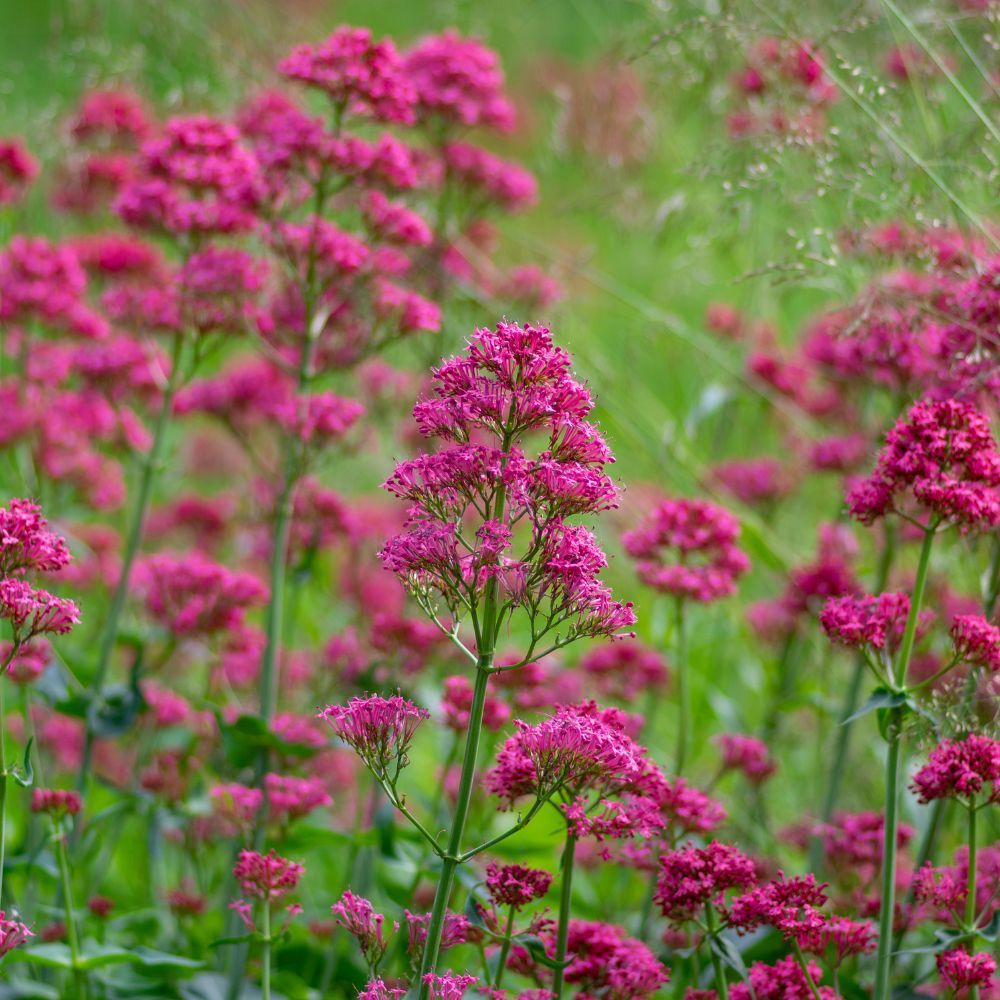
[417,460,511,997]
[551,831,577,1000]
[792,939,823,1000]
[966,801,980,1000]
[812,526,896,873]
[493,903,517,989]
[76,329,186,793]
[965,800,979,927]
[0,657,9,908]
[704,905,729,1000]
[874,525,936,1000]
[261,902,272,1000]
[256,167,329,744]
[761,631,798,746]
[416,663,491,996]
[56,826,88,1000]
[673,597,689,775]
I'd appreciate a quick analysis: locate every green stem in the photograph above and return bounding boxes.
[415,663,492,997]
[813,526,896,871]
[551,831,577,1000]
[967,802,980,1000]
[966,801,979,933]
[56,828,88,1000]
[792,939,823,1000]
[705,905,729,1000]
[761,631,798,746]
[875,526,935,1000]
[417,448,511,997]
[673,598,689,775]
[262,902,272,1000]
[893,526,935,690]
[0,667,8,908]
[493,903,517,989]
[256,168,328,747]
[76,330,185,792]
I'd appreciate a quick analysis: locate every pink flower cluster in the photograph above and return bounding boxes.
[714,733,777,784]
[404,29,516,131]
[279,27,416,124]
[819,591,915,651]
[118,115,263,234]
[622,496,749,602]
[331,890,397,969]
[320,694,429,780]
[950,614,1000,671]
[0,499,80,645]
[654,841,758,923]
[137,552,267,637]
[30,788,83,818]
[381,321,635,643]
[484,861,552,909]
[232,849,304,899]
[847,399,1000,530]
[485,702,645,807]
[937,949,997,995]
[577,640,669,699]
[726,873,829,945]
[523,920,668,1000]
[910,735,1000,804]
[0,138,38,205]
[0,911,33,958]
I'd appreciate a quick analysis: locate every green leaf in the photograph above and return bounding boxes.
[0,978,60,998]
[12,737,33,788]
[9,943,75,969]
[843,688,907,726]
[78,943,137,969]
[709,932,749,978]
[130,946,203,970]
[517,933,572,971]
[208,934,255,949]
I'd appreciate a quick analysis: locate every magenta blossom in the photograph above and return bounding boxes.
[331,890,398,971]
[484,862,552,909]
[937,949,996,996]
[380,322,634,649]
[0,911,32,957]
[232,849,303,899]
[280,27,416,125]
[623,496,749,602]
[320,694,429,781]
[847,398,1000,530]
[655,842,758,923]
[910,735,1000,804]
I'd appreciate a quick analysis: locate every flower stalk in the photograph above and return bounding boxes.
[551,831,578,1000]
[874,524,936,1000]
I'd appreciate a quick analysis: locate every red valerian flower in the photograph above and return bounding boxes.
[950,614,1000,671]
[937,949,996,996]
[381,322,634,644]
[622,496,749,603]
[280,27,416,125]
[847,398,1000,530]
[484,862,552,909]
[655,842,758,923]
[320,694,429,781]
[232,849,303,899]
[910,735,1000,804]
